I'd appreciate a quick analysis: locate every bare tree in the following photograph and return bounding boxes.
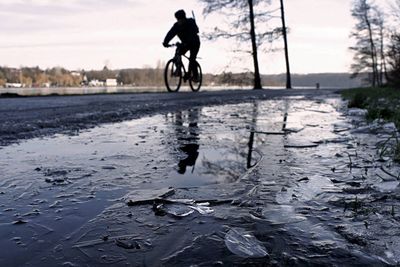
[280,0,291,89]
[391,0,400,21]
[387,0,400,86]
[198,0,282,89]
[387,33,400,86]
[350,0,385,87]
[374,6,387,85]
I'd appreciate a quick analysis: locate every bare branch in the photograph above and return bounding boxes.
[197,0,279,89]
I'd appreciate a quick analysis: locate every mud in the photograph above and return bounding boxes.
[0,90,399,266]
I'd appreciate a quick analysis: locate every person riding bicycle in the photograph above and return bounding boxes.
[163,9,200,82]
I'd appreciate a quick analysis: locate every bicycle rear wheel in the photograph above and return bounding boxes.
[189,61,202,92]
[164,59,182,92]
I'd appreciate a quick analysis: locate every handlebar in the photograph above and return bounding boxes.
[165,42,181,48]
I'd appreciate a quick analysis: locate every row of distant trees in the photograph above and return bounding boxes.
[0,67,82,87]
[0,65,256,88]
[350,0,400,87]
[0,66,166,87]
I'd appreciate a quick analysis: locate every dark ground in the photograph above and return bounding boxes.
[3,88,399,266]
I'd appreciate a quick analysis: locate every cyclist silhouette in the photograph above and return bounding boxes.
[163,9,200,82]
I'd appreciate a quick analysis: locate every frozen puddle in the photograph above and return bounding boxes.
[1,97,399,266]
[0,103,263,265]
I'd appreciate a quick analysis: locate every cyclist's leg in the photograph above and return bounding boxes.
[172,45,182,75]
[177,44,189,78]
[189,42,200,80]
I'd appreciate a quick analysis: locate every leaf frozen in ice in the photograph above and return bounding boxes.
[165,204,194,217]
[225,227,268,258]
[189,203,214,215]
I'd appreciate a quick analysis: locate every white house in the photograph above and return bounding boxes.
[5,83,23,88]
[71,71,81,77]
[105,79,117,87]
[88,80,104,87]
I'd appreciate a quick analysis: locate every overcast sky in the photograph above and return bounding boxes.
[0,0,393,74]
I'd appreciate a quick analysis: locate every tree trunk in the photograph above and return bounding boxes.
[365,13,377,87]
[248,0,262,89]
[379,25,386,86]
[280,0,292,89]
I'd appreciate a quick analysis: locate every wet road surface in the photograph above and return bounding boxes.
[0,89,340,146]
[1,92,400,266]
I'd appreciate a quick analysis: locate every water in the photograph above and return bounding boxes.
[0,97,399,266]
[0,85,335,97]
[0,86,251,96]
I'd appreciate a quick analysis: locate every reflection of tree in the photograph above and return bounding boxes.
[164,104,271,183]
[247,131,256,169]
[282,100,289,132]
[247,101,259,169]
[247,100,291,168]
[199,102,259,182]
[201,157,245,183]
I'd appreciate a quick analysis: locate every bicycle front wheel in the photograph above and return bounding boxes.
[164,59,182,92]
[189,61,202,92]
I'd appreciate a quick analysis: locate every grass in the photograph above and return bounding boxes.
[341,87,400,128]
[341,87,400,162]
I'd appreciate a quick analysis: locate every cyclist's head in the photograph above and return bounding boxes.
[175,9,186,21]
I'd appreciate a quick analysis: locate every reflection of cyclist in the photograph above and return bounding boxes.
[163,9,200,82]
[174,109,200,174]
[178,143,199,174]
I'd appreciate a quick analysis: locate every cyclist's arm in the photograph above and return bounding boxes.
[163,24,178,46]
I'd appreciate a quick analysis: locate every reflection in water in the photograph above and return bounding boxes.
[282,112,288,131]
[247,102,258,169]
[247,131,256,169]
[172,109,201,174]
[2,98,393,266]
[164,107,254,186]
[163,103,273,186]
[282,99,289,132]
[247,100,291,168]
[178,144,199,174]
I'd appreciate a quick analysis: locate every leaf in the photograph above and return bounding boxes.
[224,227,268,258]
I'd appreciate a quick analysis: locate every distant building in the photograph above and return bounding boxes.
[71,71,81,77]
[86,78,118,87]
[106,79,117,87]
[5,83,23,88]
[88,80,104,87]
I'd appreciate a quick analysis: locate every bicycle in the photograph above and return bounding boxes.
[164,43,202,92]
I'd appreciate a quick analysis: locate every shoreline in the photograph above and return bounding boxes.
[0,85,343,97]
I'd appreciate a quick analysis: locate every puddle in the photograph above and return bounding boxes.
[0,97,399,266]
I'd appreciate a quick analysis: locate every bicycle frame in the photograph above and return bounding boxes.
[165,42,202,92]
[172,47,191,78]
